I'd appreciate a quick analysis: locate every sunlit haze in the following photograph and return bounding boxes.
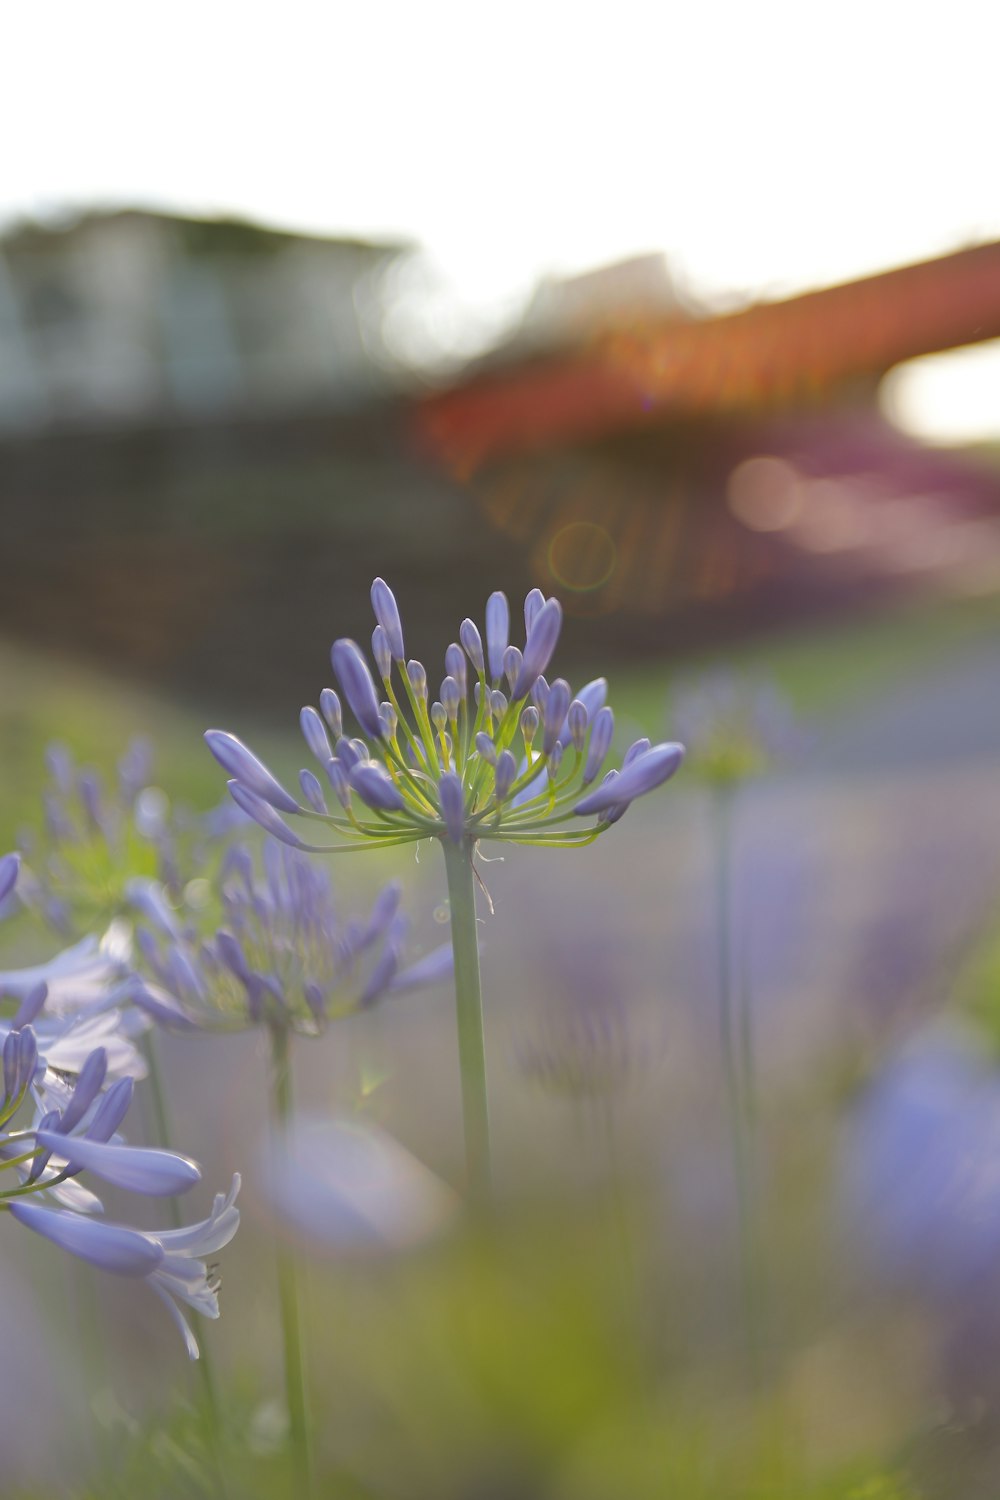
[5,0,1000,434]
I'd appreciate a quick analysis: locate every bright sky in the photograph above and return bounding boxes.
[5,0,1000,434]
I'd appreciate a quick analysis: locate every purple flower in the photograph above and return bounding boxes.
[134,843,452,1035]
[11,1175,241,1359]
[203,581,684,854]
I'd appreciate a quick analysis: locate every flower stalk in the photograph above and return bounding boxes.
[441,838,491,1200]
[267,1023,313,1497]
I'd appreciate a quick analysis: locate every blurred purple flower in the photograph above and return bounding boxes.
[672,671,800,786]
[840,1028,1000,1294]
[261,1118,455,1253]
[134,842,452,1035]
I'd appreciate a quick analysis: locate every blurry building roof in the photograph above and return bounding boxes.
[415,241,1000,473]
[0,209,410,433]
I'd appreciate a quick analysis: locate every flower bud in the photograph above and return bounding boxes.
[503,646,523,694]
[445,642,467,697]
[460,619,485,676]
[512,597,562,700]
[523,587,546,634]
[298,769,328,814]
[485,591,510,682]
[319,689,342,739]
[370,578,405,662]
[331,639,385,739]
[407,659,428,704]
[441,675,461,723]
[372,625,392,681]
[494,750,517,803]
[582,706,615,785]
[350,764,407,814]
[567,699,589,752]
[542,679,571,756]
[205,731,300,814]
[300,706,333,765]
[475,732,498,766]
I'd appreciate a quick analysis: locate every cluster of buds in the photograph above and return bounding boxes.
[207,579,685,853]
[133,842,452,1035]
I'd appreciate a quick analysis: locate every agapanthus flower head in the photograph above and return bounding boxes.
[206,579,685,854]
[671,671,799,787]
[134,841,453,1035]
[0,852,239,1356]
[515,994,639,1100]
[0,852,146,1083]
[15,738,183,935]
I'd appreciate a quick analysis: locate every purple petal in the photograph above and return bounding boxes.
[0,853,20,907]
[12,981,47,1030]
[56,1047,108,1134]
[574,742,685,816]
[331,639,384,739]
[204,732,299,814]
[10,1200,164,1276]
[623,737,652,767]
[86,1077,134,1142]
[364,882,403,944]
[358,940,402,1007]
[35,1130,202,1197]
[387,943,455,993]
[583,706,615,784]
[226,782,312,850]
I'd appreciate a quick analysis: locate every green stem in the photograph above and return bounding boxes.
[441,838,492,1200]
[267,1024,314,1497]
[712,787,758,1367]
[142,1033,226,1446]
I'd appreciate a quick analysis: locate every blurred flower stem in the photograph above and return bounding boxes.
[711,786,758,1363]
[442,839,492,1200]
[142,1033,230,1497]
[267,1024,313,1498]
